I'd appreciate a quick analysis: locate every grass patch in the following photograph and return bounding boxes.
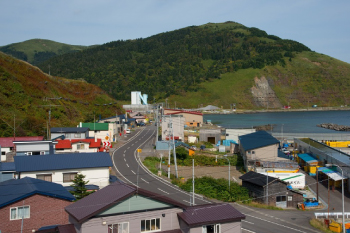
[309,218,333,233]
[142,157,161,175]
[243,202,283,210]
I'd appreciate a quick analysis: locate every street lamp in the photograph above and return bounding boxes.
[223,155,231,190]
[215,155,231,189]
[325,164,345,233]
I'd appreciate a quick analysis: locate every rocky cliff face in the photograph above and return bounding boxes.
[251,76,282,108]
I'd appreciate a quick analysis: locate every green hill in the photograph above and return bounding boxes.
[0,39,90,65]
[35,22,350,109]
[0,51,123,137]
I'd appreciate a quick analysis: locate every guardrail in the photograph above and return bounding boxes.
[315,212,350,219]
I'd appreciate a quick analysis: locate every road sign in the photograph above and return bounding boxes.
[137,149,142,153]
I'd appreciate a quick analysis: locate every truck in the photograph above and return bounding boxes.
[259,172,305,189]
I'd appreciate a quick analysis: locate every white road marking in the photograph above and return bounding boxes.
[127,147,130,149]
[123,154,125,157]
[245,214,308,233]
[242,228,255,233]
[124,158,126,162]
[131,170,136,174]
[182,200,192,204]
[124,150,126,153]
[242,220,254,225]
[158,188,169,194]
[126,164,129,167]
[141,178,149,184]
[132,144,134,146]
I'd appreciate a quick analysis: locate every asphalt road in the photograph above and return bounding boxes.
[112,125,211,206]
[111,125,322,233]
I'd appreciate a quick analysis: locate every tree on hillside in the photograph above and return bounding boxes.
[69,174,94,200]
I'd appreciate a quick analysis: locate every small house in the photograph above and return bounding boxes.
[14,152,113,188]
[240,171,303,208]
[0,136,44,161]
[64,181,245,233]
[0,177,75,233]
[51,127,89,140]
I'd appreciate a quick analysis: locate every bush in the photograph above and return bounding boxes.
[179,176,250,202]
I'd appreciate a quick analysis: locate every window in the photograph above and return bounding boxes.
[141,218,160,232]
[1,151,5,155]
[202,224,220,233]
[36,174,52,182]
[63,173,77,183]
[77,144,85,150]
[40,151,45,155]
[108,222,129,233]
[74,133,81,138]
[10,206,30,220]
[26,152,32,155]
[276,196,287,202]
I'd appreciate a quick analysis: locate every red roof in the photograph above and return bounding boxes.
[165,110,203,116]
[0,136,44,148]
[55,139,102,149]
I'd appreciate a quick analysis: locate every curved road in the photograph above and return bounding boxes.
[112,125,211,206]
[111,125,320,233]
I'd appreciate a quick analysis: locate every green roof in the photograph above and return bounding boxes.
[81,123,109,131]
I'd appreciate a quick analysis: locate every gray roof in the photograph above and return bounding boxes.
[0,162,15,171]
[14,153,113,172]
[51,127,89,133]
[239,130,280,151]
[178,203,245,227]
[239,171,279,187]
[0,177,75,208]
[65,181,186,223]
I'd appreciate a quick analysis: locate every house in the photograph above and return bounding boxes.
[162,115,185,141]
[51,127,89,140]
[164,109,203,126]
[64,181,245,233]
[0,136,44,161]
[13,140,58,156]
[55,138,104,153]
[129,111,147,123]
[79,122,118,143]
[199,129,221,144]
[0,177,75,233]
[0,162,15,182]
[14,152,113,188]
[240,171,303,208]
[238,131,280,171]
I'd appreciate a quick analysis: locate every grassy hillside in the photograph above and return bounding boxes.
[170,51,350,109]
[0,51,123,137]
[34,21,350,109]
[0,39,89,65]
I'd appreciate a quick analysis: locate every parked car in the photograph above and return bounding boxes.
[281,148,290,154]
[190,146,197,151]
[126,129,131,134]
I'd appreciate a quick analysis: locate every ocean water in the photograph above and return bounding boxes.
[204,110,350,134]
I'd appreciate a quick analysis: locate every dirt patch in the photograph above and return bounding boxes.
[162,164,243,185]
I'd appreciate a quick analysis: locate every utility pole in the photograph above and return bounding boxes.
[155,104,158,141]
[266,172,269,205]
[170,115,178,178]
[192,159,195,206]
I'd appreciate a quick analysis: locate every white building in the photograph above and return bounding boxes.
[161,115,185,141]
[14,153,113,188]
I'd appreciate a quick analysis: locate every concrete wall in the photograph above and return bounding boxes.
[20,167,110,188]
[226,129,256,142]
[161,116,185,141]
[0,194,71,233]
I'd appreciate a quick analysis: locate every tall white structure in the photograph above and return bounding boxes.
[131,91,148,105]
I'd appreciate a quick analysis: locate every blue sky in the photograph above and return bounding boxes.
[1,0,349,63]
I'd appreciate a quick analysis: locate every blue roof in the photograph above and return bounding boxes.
[0,162,15,171]
[0,177,75,208]
[14,153,113,172]
[297,153,319,164]
[51,127,89,133]
[239,131,280,151]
